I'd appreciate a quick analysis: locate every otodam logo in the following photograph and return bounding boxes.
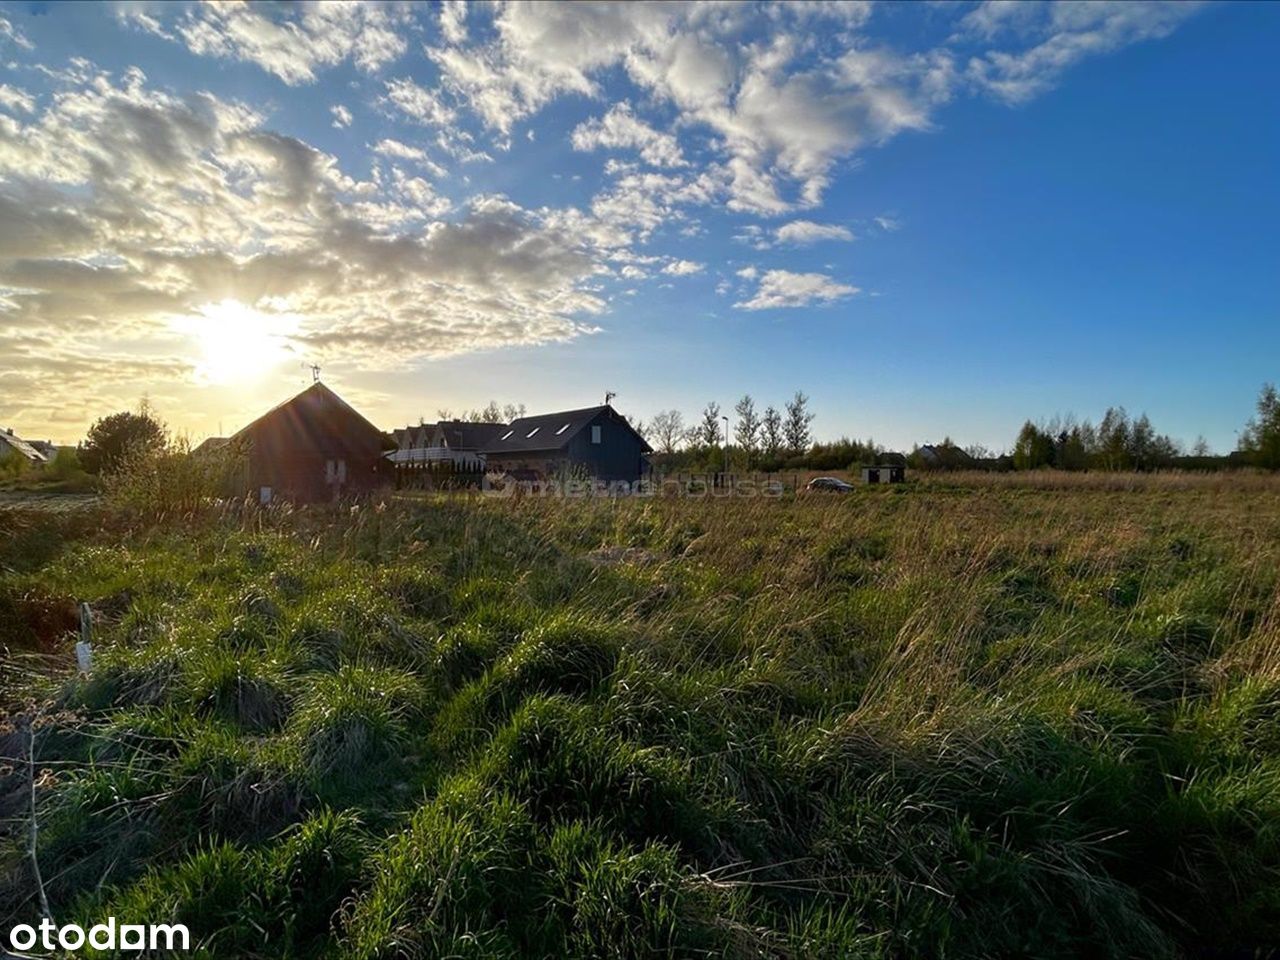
[7,918,190,953]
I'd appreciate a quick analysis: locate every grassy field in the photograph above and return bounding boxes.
[2,474,1279,958]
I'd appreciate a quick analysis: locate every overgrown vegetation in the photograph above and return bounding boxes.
[3,475,1280,958]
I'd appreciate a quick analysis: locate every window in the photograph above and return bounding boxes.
[526,427,540,438]
[555,422,572,435]
[591,425,602,444]
[500,430,514,440]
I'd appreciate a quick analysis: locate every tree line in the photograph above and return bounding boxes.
[633,382,1280,474]
[48,380,1280,484]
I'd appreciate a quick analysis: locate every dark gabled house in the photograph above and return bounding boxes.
[480,405,651,483]
[232,381,390,502]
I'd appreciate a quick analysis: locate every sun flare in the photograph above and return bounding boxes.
[175,299,298,385]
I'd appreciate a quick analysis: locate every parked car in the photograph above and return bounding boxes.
[806,476,855,493]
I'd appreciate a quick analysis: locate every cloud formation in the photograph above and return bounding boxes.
[0,65,607,431]
[735,270,859,310]
[0,1,1203,436]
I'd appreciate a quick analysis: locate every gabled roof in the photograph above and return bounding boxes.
[480,405,651,454]
[232,381,384,442]
[436,420,510,450]
[0,430,49,463]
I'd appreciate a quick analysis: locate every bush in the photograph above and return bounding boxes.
[0,448,29,480]
[103,436,244,513]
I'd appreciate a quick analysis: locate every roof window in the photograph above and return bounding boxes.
[526,427,541,438]
[555,422,572,435]
[500,430,514,440]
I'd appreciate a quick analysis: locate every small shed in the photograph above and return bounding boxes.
[860,464,905,484]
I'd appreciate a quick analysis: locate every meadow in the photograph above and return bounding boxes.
[2,473,1279,958]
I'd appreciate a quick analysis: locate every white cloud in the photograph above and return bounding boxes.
[131,2,409,85]
[662,259,704,276]
[964,1,1204,103]
[330,104,353,128]
[874,215,900,232]
[0,14,34,51]
[736,265,758,279]
[440,0,468,45]
[571,102,686,168]
[0,83,35,114]
[735,269,858,310]
[371,139,447,178]
[774,220,855,245]
[383,77,456,127]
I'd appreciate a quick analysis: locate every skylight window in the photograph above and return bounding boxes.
[526,427,540,438]
[500,430,514,440]
[555,422,572,435]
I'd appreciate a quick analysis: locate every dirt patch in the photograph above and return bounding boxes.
[0,491,101,513]
[0,587,79,652]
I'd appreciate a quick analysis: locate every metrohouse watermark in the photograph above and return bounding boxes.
[477,475,789,499]
[7,918,190,953]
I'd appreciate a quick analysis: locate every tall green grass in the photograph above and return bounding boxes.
[2,475,1280,957]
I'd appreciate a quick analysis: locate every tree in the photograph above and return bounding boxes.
[733,394,761,465]
[761,406,783,460]
[1097,407,1131,471]
[1129,414,1156,470]
[783,391,814,456]
[1191,435,1211,457]
[1057,427,1089,471]
[81,408,167,475]
[1012,420,1054,470]
[650,410,686,457]
[502,402,527,422]
[698,402,722,448]
[1240,382,1280,469]
[627,416,649,442]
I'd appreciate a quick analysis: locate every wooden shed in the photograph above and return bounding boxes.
[860,464,905,484]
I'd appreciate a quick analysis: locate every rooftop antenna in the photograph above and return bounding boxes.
[301,362,321,383]
[604,390,617,406]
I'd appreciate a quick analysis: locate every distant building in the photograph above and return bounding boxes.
[913,444,976,471]
[482,405,651,483]
[0,428,50,466]
[861,464,905,484]
[232,382,389,502]
[387,419,508,472]
[29,440,59,460]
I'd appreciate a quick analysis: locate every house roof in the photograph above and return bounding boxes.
[480,405,651,455]
[232,381,386,444]
[0,430,49,463]
[192,437,230,457]
[436,420,510,450]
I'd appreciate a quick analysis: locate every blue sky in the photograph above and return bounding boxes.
[0,1,1276,451]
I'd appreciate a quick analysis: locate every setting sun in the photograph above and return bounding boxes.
[175,299,298,384]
